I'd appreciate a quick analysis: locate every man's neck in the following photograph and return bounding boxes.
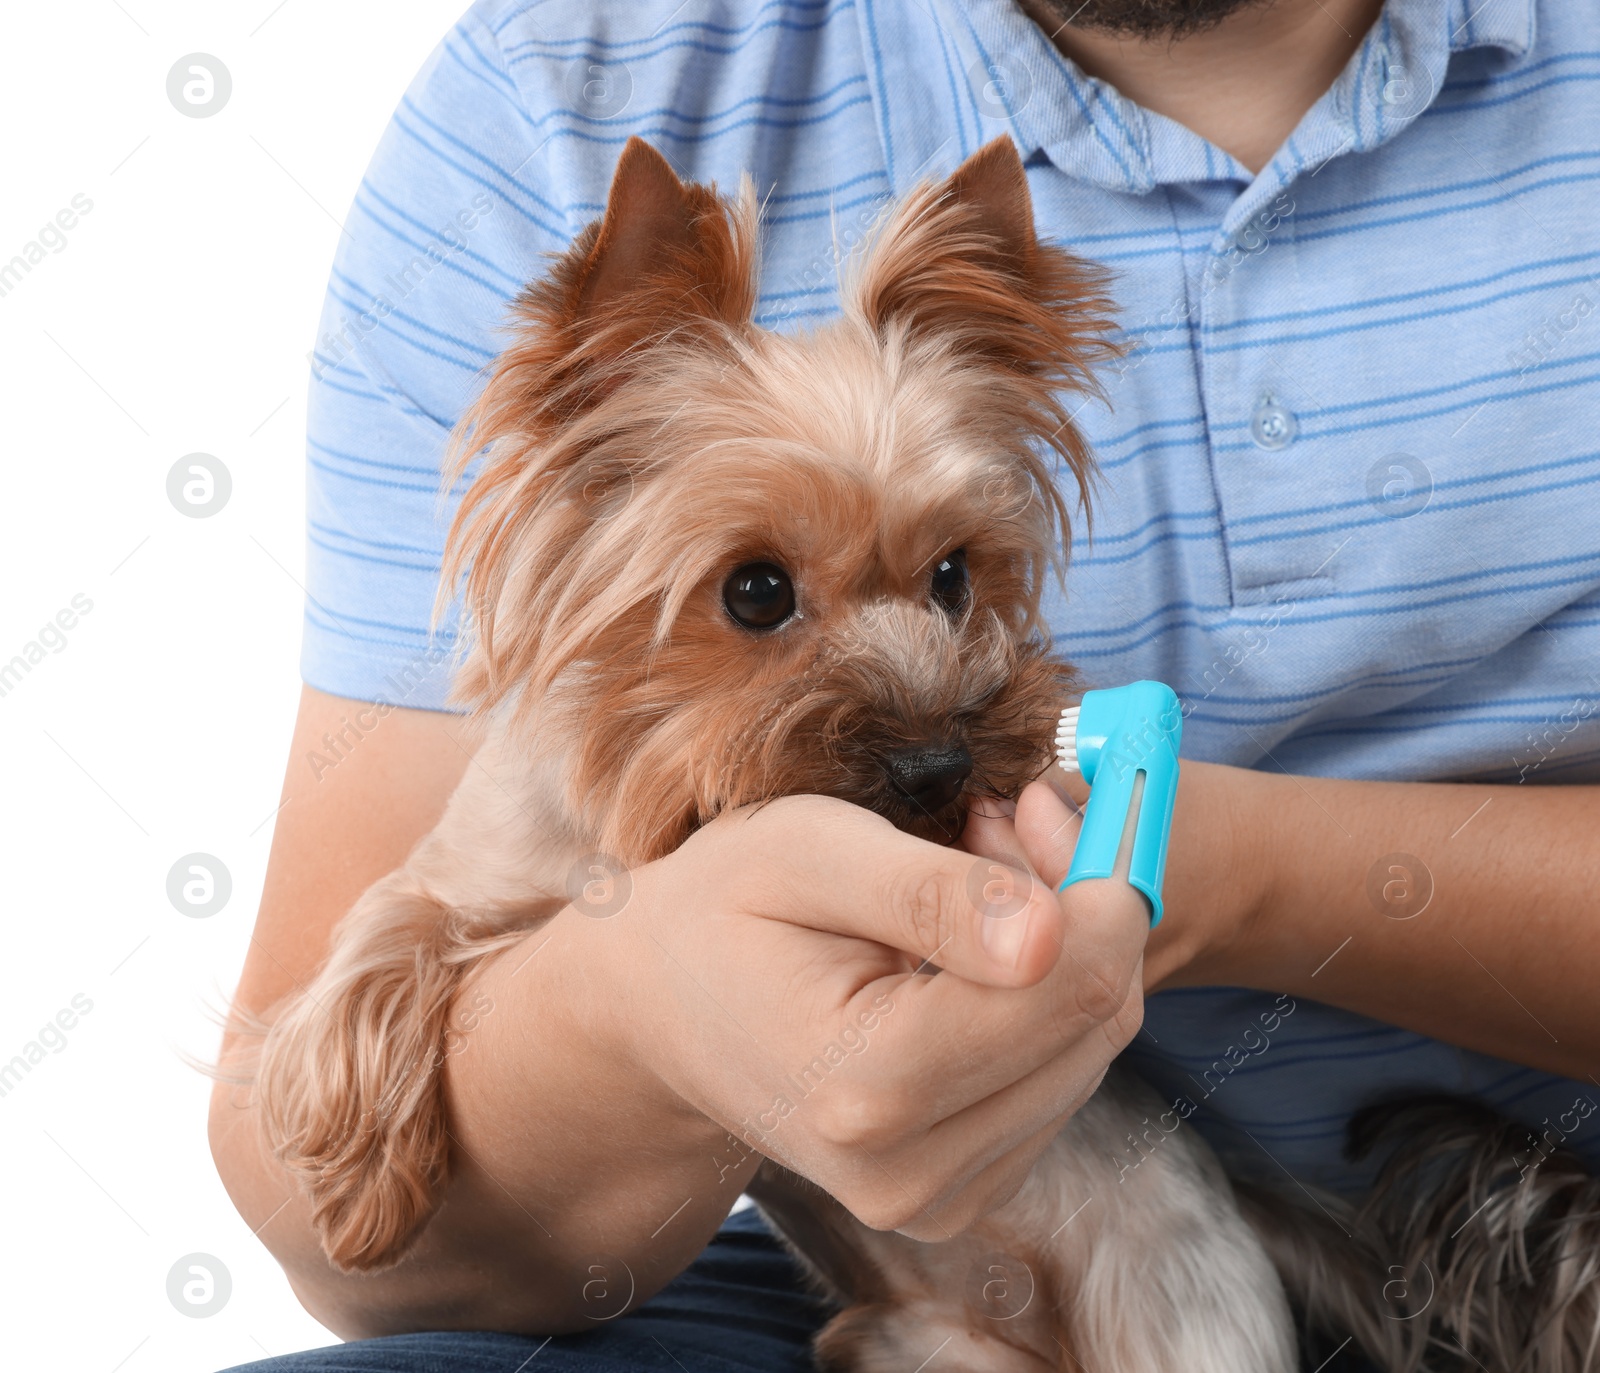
[1019,0,1385,174]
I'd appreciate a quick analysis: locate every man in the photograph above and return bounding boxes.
[214,1,1600,1369]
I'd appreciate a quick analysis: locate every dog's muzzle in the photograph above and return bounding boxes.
[883,742,973,816]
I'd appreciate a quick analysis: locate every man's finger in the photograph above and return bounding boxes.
[836,878,1146,1120]
[1013,775,1083,889]
[729,795,1066,989]
[821,1020,1124,1239]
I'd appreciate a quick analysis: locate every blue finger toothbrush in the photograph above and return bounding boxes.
[1054,681,1183,925]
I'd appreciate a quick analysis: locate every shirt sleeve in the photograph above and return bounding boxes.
[299,7,574,709]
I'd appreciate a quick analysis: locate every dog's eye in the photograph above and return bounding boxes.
[930,549,969,616]
[723,562,795,630]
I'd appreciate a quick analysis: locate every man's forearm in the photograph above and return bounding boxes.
[1173,766,1600,1080]
[214,689,759,1336]
[210,926,753,1338]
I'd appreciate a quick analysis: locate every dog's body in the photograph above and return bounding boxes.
[251,137,1600,1373]
[749,1069,1295,1371]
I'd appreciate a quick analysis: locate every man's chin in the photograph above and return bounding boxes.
[1023,0,1270,41]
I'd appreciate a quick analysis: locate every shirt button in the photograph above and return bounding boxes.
[1251,394,1297,450]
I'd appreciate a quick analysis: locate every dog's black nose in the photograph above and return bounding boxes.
[884,743,973,814]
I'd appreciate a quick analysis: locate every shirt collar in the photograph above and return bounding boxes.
[856,0,1536,200]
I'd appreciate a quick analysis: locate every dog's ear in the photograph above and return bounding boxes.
[438,140,758,709]
[851,135,1118,421]
[573,137,752,323]
[889,132,1036,310]
[849,136,1119,503]
[490,137,757,425]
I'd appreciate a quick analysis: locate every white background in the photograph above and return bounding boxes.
[0,3,468,1368]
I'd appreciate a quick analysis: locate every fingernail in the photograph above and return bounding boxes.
[981,907,1031,970]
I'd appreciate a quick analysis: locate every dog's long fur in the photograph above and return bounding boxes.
[1236,1092,1600,1373]
[246,138,1600,1371]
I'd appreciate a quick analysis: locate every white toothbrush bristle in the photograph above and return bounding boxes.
[1055,705,1081,778]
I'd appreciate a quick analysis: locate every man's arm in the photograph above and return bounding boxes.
[1016,764,1600,1082]
[208,686,740,1336]
[212,687,1151,1336]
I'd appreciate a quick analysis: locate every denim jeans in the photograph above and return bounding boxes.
[222,1207,1378,1372]
[221,1208,829,1372]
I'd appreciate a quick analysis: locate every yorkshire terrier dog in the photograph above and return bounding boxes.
[251,138,1600,1372]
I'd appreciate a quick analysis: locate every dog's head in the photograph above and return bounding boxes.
[439,137,1118,863]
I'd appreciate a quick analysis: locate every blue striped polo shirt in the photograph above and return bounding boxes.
[301,0,1600,1192]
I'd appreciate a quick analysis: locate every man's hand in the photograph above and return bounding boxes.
[1001,757,1600,1084]
[1002,763,1273,994]
[522,794,1149,1243]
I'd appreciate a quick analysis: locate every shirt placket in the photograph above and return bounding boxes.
[1194,186,1340,606]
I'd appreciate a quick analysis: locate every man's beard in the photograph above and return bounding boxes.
[1026,0,1272,39]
